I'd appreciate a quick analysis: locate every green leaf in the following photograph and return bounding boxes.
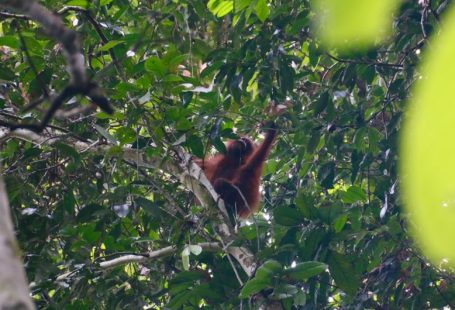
[163,74,183,83]
[235,0,252,12]
[55,143,81,162]
[81,224,102,243]
[340,186,367,203]
[0,36,20,49]
[279,59,294,94]
[167,54,187,68]
[0,65,15,81]
[315,0,400,50]
[287,12,310,36]
[272,284,298,299]
[308,43,320,67]
[327,251,360,296]
[254,0,270,22]
[288,261,327,280]
[21,37,43,56]
[135,197,155,215]
[318,162,335,189]
[1,140,18,158]
[295,192,318,219]
[401,3,455,266]
[306,132,321,154]
[274,207,304,226]
[239,278,271,298]
[94,124,117,144]
[62,192,76,214]
[294,291,306,306]
[97,40,125,52]
[255,260,283,280]
[167,291,192,309]
[144,56,167,77]
[76,204,104,222]
[333,214,348,233]
[66,0,89,7]
[313,91,330,115]
[208,0,234,17]
[358,65,375,84]
[170,271,204,285]
[115,127,137,145]
[186,135,204,158]
[212,137,227,154]
[4,177,23,202]
[96,111,125,120]
[176,119,193,131]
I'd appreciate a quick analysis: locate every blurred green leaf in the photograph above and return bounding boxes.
[287,261,327,280]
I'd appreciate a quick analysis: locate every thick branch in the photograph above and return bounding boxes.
[0,172,35,309]
[0,127,256,276]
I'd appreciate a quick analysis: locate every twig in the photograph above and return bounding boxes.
[327,53,404,69]
[1,0,113,132]
[0,10,28,19]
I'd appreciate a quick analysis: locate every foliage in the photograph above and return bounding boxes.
[1,0,454,308]
[402,0,455,268]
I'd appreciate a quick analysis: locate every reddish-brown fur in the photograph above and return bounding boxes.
[195,124,277,217]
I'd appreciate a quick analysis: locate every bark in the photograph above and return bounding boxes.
[0,172,35,309]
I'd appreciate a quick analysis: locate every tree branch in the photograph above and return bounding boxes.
[0,0,112,131]
[0,172,35,309]
[98,242,255,277]
[327,53,405,69]
[99,242,221,268]
[0,127,257,277]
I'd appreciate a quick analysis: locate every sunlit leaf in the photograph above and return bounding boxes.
[314,0,399,50]
[0,36,20,49]
[66,0,89,7]
[208,0,234,17]
[401,5,455,267]
[340,186,367,204]
[235,0,252,12]
[145,56,167,77]
[254,0,270,22]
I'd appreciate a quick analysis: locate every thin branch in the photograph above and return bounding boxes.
[1,0,113,132]
[53,104,96,120]
[8,83,112,132]
[0,10,28,19]
[327,53,405,69]
[99,242,222,268]
[98,241,255,278]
